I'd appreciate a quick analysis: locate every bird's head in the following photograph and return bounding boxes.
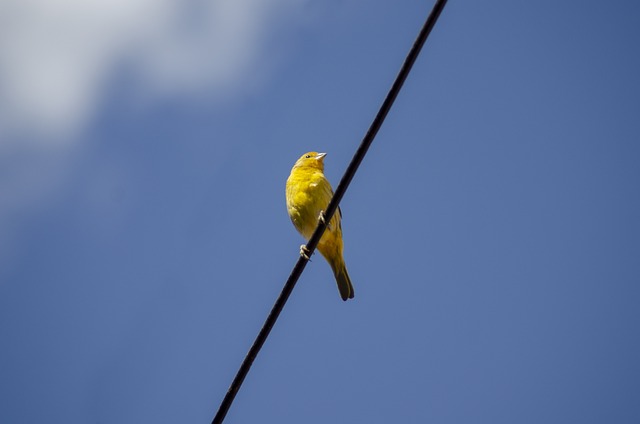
[292,151,326,171]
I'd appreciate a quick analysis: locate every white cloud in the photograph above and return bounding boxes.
[0,0,306,144]
[0,0,309,279]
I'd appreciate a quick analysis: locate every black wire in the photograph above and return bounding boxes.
[212,1,448,423]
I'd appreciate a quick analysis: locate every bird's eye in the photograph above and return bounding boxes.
[305,155,311,158]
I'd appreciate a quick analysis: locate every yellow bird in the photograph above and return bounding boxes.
[286,152,355,301]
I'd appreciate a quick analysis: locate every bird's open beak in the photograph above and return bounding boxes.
[316,152,327,160]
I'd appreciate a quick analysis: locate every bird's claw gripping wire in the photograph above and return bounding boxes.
[318,211,327,225]
[300,245,311,260]
[298,212,327,261]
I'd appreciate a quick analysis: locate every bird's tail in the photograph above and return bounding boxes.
[330,258,355,301]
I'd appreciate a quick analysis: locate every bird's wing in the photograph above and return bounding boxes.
[326,183,343,232]
[319,177,341,232]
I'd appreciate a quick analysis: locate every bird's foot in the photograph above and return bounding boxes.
[300,245,311,260]
[318,210,327,225]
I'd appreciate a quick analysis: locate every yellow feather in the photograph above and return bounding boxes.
[286,152,355,301]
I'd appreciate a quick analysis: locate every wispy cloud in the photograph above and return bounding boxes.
[0,0,306,144]
[0,0,308,277]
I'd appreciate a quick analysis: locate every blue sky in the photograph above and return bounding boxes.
[1,1,640,423]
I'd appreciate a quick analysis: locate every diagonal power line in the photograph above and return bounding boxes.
[212,1,448,422]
